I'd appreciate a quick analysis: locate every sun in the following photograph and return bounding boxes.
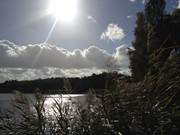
[48,0,78,22]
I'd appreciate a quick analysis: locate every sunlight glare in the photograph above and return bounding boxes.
[48,0,78,23]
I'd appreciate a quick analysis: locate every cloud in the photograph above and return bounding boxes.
[130,0,146,4]
[127,15,132,19]
[0,43,111,69]
[0,40,130,82]
[0,68,105,82]
[142,0,146,4]
[87,16,97,23]
[114,45,130,69]
[129,0,136,2]
[177,0,180,9]
[101,24,125,41]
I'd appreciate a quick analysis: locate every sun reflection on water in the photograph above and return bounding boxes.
[43,94,86,116]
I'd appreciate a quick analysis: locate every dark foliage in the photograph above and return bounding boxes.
[145,0,166,25]
[129,0,180,80]
[128,12,148,81]
[0,72,129,94]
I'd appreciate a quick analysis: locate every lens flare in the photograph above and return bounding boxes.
[48,0,78,22]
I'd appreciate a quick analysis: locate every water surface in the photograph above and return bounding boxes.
[0,93,87,112]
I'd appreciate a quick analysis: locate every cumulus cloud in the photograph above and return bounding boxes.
[87,16,97,23]
[114,45,130,70]
[0,40,130,82]
[127,15,132,19]
[142,0,146,4]
[130,0,136,2]
[0,42,111,69]
[130,0,146,4]
[0,68,105,82]
[177,0,180,9]
[101,24,125,41]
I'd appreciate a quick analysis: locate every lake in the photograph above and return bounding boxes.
[0,93,87,115]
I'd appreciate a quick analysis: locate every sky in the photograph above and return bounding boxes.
[0,0,179,82]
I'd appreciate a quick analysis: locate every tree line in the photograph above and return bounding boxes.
[0,72,129,93]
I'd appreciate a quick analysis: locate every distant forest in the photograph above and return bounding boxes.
[0,72,129,94]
